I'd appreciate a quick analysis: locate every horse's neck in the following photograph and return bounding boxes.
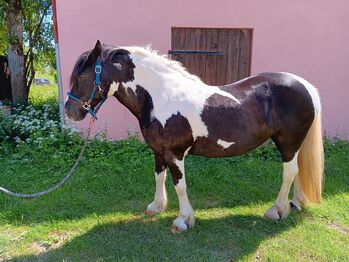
[114,82,153,128]
[114,84,141,118]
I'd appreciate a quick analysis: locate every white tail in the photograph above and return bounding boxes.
[297,113,324,205]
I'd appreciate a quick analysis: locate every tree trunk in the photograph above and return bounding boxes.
[7,0,27,104]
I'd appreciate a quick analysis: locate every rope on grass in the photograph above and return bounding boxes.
[0,120,94,199]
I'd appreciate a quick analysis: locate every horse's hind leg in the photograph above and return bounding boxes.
[145,152,168,216]
[265,151,299,220]
[291,171,309,211]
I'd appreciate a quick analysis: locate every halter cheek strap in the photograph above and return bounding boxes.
[67,58,107,120]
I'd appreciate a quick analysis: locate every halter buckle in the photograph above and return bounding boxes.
[97,84,104,93]
[82,102,91,110]
[95,64,102,74]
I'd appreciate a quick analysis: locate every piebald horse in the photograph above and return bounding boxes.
[65,41,324,233]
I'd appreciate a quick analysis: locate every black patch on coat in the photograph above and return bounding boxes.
[154,152,167,174]
[144,113,194,185]
[190,72,315,162]
[114,83,193,184]
[108,48,135,83]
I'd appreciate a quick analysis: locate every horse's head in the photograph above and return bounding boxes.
[64,40,135,121]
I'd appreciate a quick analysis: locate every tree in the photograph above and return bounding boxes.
[0,0,54,104]
[7,0,27,104]
[0,2,7,54]
[23,0,54,89]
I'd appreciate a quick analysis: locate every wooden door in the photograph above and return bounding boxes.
[170,27,253,85]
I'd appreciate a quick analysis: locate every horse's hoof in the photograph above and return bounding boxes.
[144,208,157,216]
[171,223,187,233]
[290,201,302,212]
[170,215,195,233]
[264,207,281,221]
[171,217,188,233]
[264,204,290,221]
[145,201,165,216]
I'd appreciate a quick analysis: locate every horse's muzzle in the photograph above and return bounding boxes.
[64,100,87,121]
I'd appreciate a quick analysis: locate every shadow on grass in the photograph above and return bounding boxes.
[0,155,346,226]
[8,212,305,261]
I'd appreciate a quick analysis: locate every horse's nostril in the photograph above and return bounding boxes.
[64,107,72,118]
[64,105,77,119]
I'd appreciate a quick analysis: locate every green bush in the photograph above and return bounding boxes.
[0,102,78,148]
[0,109,14,141]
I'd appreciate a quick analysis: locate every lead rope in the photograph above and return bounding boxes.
[0,118,95,199]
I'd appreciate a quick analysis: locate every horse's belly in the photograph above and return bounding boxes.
[189,137,267,158]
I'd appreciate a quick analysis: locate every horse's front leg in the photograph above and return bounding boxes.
[165,153,195,233]
[145,152,168,215]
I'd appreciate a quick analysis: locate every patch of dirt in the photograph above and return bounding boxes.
[255,250,262,260]
[206,197,221,208]
[30,231,70,255]
[30,241,50,254]
[327,222,348,235]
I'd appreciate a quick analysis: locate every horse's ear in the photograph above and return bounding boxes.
[88,40,102,60]
[92,40,102,57]
[80,40,102,73]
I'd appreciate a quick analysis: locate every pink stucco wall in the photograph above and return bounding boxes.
[56,0,349,140]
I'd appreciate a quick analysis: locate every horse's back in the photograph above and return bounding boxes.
[222,72,318,123]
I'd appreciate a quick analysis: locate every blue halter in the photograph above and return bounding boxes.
[67,58,106,119]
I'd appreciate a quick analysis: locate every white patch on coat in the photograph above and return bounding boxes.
[174,158,184,175]
[276,152,299,209]
[146,169,167,214]
[184,146,191,157]
[107,81,119,96]
[283,151,299,180]
[122,81,138,92]
[120,46,240,140]
[217,139,235,149]
[283,72,321,116]
[173,157,195,229]
[265,151,299,220]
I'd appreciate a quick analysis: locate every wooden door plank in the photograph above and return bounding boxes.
[171,27,186,68]
[205,29,218,85]
[215,29,229,85]
[194,28,207,81]
[226,30,241,83]
[237,29,252,80]
[185,28,197,75]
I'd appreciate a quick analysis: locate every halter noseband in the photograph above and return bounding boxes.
[67,58,107,119]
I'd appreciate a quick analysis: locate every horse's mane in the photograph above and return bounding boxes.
[70,45,204,88]
[123,45,204,83]
[70,50,91,88]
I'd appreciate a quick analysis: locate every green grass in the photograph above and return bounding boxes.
[0,138,348,261]
[28,84,58,107]
[0,85,348,261]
